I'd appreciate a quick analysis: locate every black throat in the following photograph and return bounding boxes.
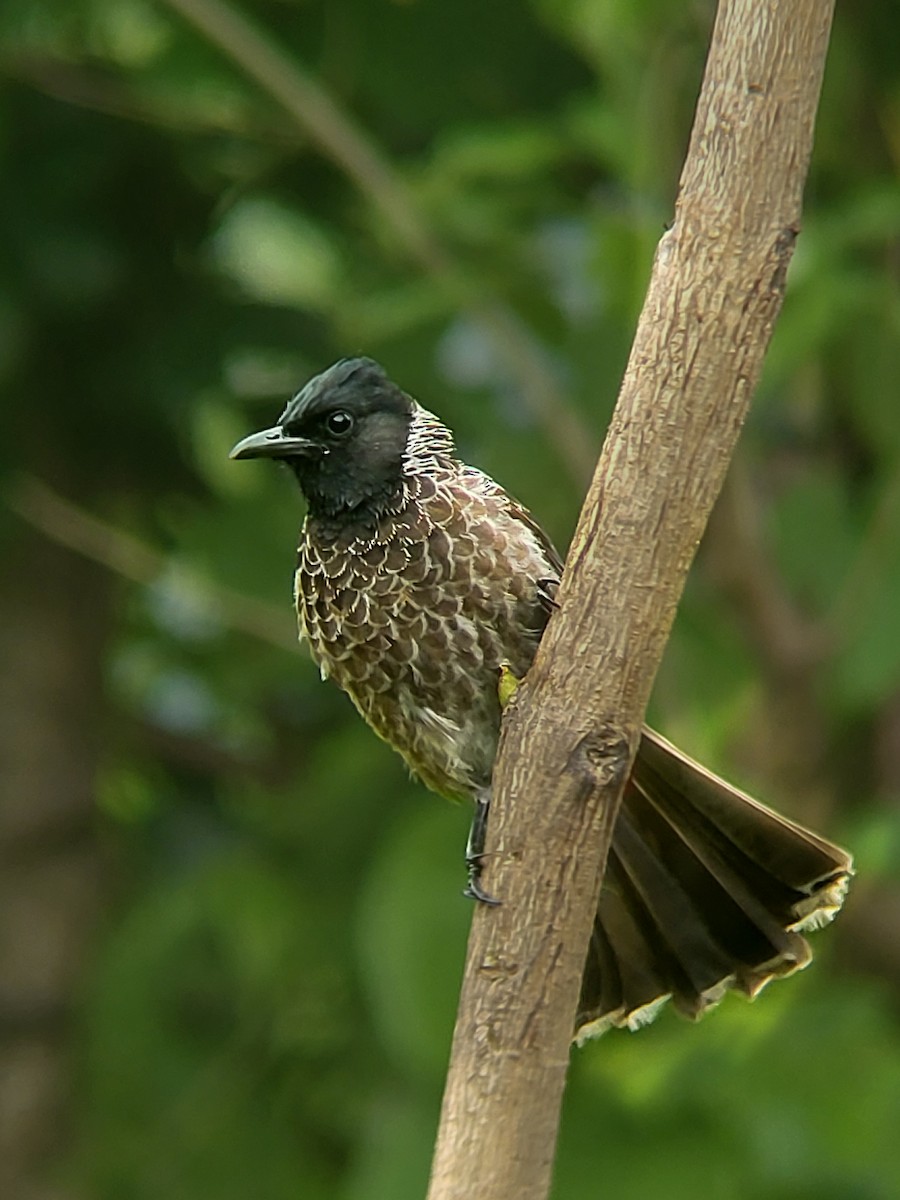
[289,455,406,539]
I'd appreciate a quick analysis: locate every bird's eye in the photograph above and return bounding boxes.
[324,410,354,438]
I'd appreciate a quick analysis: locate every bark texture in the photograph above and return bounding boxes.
[427,2,837,1198]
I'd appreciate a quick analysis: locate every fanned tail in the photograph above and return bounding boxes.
[575,729,852,1042]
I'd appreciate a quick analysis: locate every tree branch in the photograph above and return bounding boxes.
[427,3,836,1198]
[0,53,302,145]
[6,475,297,652]
[158,0,596,485]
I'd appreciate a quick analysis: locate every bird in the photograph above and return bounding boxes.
[230,356,852,1039]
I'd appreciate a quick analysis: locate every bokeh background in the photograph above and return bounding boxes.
[2,1,900,1197]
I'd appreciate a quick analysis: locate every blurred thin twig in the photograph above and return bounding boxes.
[159,0,597,485]
[829,458,900,634]
[6,474,298,652]
[707,460,829,674]
[704,460,835,823]
[1,53,303,145]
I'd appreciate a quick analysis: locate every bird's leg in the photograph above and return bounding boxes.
[461,662,522,905]
[463,788,501,906]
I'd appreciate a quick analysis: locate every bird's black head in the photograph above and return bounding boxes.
[230,358,414,524]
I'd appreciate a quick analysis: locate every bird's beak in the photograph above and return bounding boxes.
[229,426,317,461]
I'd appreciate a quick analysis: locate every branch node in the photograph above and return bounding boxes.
[567,727,632,792]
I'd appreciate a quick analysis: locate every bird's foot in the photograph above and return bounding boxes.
[463,852,501,906]
[497,661,522,710]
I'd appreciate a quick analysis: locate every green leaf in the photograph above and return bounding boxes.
[210,197,343,310]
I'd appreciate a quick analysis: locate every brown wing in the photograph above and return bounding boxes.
[504,495,565,578]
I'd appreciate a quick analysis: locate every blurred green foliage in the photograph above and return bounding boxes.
[2,0,900,1197]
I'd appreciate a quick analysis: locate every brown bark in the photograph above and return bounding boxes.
[427,2,837,1198]
[162,0,596,484]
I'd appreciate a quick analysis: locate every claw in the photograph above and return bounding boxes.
[463,869,502,906]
